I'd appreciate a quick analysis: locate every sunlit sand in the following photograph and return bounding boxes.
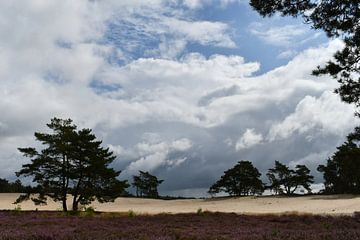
[1,193,360,215]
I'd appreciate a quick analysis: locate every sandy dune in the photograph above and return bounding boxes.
[2,193,360,215]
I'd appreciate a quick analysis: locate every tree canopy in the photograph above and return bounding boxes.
[209,160,264,196]
[250,0,360,110]
[318,127,360,194]
[132,171,164,198]
[267,160,314,195]
[16,118,129,211]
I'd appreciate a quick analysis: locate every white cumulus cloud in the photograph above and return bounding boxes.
[236,129,263,151]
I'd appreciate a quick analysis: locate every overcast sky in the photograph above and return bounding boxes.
[0,0,358,197]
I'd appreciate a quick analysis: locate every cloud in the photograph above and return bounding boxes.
[249,23,307,46]
[164,18,236,48]
[236,129,263,151]
[105,2,236,60]
[248,22,323,53]
[111,136,193,175]
[182,0,245,9]
[277,50,298,59]
[267,91,358,141]
[0,1,357,196]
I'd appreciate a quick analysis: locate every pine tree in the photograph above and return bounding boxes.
[16,118,129,211]
[318,126,360,194]
[267,161,314,195]
[132,171,163,198]
[209,161,264,196]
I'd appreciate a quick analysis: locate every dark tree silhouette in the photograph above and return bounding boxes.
[318,126,360,194]
[67,128,129,211]
[0,179,28,193]
[16,118,129,211]
[267,160,314,195]
[208,160,264,196]
[132,171,163,198]
[16,118,77,211]
[250,0,360,110]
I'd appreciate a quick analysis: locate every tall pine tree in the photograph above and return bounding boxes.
[16,118,129,211]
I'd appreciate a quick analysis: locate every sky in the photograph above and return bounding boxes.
[0,0,358,197]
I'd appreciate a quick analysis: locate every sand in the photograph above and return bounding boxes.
[2,193,360,215]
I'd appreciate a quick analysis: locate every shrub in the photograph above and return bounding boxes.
[128,210,136,218]
[83,206,96,217]
[13,205,22,213]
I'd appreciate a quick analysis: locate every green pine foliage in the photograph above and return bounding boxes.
[132,171,163,198]
[208,160,264,196]
[267,161,314,195]
[16,117,129,212]
[318,126,360,194]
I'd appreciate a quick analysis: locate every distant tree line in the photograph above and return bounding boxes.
[0,179,31,193]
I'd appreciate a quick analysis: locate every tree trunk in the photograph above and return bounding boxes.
[290,185,298,195]
[72,199,79,212]
[62,154,68,212]
[62,199,68,212]
[72,194,84,212]
[72,160,84,212]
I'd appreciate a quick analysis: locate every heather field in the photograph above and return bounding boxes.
[0,211,360,240]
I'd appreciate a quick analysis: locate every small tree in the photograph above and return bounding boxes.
[209,160,264,197]
[132,171,163,198]
[16,118,129,211]
[267,161,314,195]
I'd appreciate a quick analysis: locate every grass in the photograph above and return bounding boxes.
[0,210,360,239]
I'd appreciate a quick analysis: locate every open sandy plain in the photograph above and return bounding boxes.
[1,193,360,215]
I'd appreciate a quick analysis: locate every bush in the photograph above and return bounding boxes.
[128,210,136,218]
[13,205,22,213]
[83,206,96,217]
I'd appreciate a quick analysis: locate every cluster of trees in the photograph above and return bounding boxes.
[209,125,360,197]
[209,160,314,197]
[132,171,163,198]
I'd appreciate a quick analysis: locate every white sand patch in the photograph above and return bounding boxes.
[2,193,360,215]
